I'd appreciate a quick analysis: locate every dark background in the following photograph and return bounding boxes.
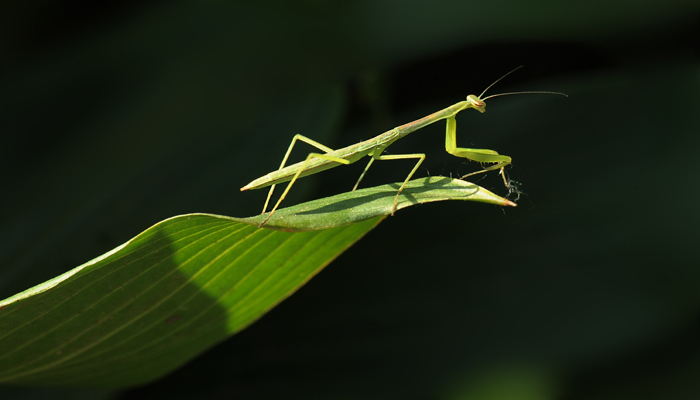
[2,1,700,399]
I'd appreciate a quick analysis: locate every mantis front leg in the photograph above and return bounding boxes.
[444,116,512,187]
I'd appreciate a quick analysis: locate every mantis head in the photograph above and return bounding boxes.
[466,94,486,113]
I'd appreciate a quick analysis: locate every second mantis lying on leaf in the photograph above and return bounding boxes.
[241,66,566,227]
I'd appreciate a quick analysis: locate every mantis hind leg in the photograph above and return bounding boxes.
[444,116,512,187]
[260,152,350,227]
[262,134,336,215]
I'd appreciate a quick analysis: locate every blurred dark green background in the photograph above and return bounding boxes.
[2,0,700,399]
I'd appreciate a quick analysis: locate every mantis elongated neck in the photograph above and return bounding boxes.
[395,100,473,139]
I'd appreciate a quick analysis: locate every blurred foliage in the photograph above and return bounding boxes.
[1,0,700,399]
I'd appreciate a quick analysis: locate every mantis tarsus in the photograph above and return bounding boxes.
[241,66,566,227]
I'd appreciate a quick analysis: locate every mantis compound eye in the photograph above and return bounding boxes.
[466,95,484,108]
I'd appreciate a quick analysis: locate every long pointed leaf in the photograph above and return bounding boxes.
[244,177,516,231]
[0,177,511,387]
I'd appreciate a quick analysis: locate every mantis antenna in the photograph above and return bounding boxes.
[479,65,525,98]
[482,91,568,101]
[479,66,568,100]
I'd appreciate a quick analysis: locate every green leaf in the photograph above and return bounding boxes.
[0,177,511,387]
[0,215,381,387]
[242,177,516,231]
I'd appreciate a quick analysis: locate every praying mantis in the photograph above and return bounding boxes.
[241,66,566,227]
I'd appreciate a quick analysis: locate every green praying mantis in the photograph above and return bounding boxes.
[241,66,566,227]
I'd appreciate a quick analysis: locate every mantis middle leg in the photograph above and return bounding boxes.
[365,150,426,215]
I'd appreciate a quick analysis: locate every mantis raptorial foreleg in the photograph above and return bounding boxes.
[444,115,512,187]
[263,134,337,214]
